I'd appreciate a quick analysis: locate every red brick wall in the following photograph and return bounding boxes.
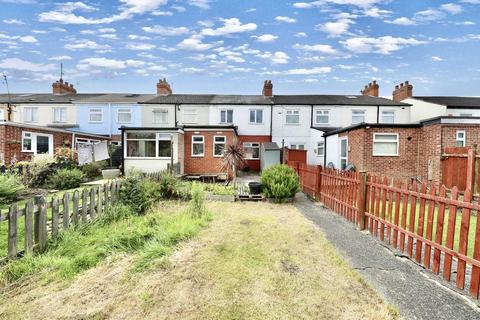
[0,124,109,165]
[183,130,236,175]
[238,135,271,171]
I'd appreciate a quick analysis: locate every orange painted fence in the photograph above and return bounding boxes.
[287,161,480,300]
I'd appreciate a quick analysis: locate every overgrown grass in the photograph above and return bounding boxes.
[0,202,211,286]
[195,182,235,196]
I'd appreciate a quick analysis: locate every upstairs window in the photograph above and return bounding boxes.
[244,142,260,159]
[191,135,204,157]
[315,110,329,124]
[460,113,473,117]
[381,111,395,124]
[213,136,226,157]
[317,141,325,157]
[373,133,399,156]
[183,108,197,124]
[249,109,263,124]
[117,108,132,123]
[53,107,67,123]
[290,143,305,150]
[351,110,365,124]
[24,107,38,123]
[220,109,233,124]
[456,130,466,147]
[153,109,168,124]
[89,108,103,123]
[286,110,300,124]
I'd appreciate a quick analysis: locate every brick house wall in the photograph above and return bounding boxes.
[238,135,271,171]
[183,130,236,175]
[0,123,109,165]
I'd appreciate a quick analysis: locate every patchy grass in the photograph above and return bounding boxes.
[0,201,211,286]
[0,202,398,320]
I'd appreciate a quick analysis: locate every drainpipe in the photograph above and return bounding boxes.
[310,105,313,128]
[323,135,327,167]
[121,129,125,176]
[269,103,273,141]
[174,103,178,127]
[71,132,76,152]
[376,105,380,123]
[108,103,112,138]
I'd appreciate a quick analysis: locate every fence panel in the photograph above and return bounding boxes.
[1,180,121,263]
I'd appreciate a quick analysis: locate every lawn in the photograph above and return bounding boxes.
[0,202,398,320]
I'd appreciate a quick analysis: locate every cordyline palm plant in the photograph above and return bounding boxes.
[220,143,246,187]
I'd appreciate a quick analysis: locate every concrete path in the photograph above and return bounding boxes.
[294,193,480,320]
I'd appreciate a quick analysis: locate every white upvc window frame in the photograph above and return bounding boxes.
[373,133,399,157]
[52,107,67,123]
[339,137,348,170]
[183,108,198,124]
[220,109,234,124]
[290,143,306,150]
[117,107,132,124]
[456,130,466,147]
[153,108,168,124]
[75,137,100,149]
[191,135,205,157]
[213,135,227,157]
[351,109,365,124]
[157,133,172,158]
[459,113,473,117]
[315,109,330,125]
[23,107,38,123]
[286,109,300,125]
[317,141,325,157]
[88,108,103,123]
[249,109,264,124]
[243,142,260,160]
[381,110,395,124]
[21,131,54,156]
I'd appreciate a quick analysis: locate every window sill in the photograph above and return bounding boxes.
[88,121,103,124]
[248,122,264,125]
[245,158,260,160]
[285,123,300,126]
[191,155,204,158]
[372,154,400,157]
[125,157,171,160]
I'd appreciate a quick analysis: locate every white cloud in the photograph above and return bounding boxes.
[100,34,118,40]
[253,34,278,42]
[286,67,332,75]
[181,67,206,73]
[187,0,211,9]
[293,0,383,9]
[0,58,55,72]
[244,8,257,13]
[201,18,257,36]
[363,7,391,18]
[257,51,290,64]
[342,36,425,54]
[413,9,445,22]
[77,57,145,70]
[20,35,37,43]
[152,10,173,16]
[177,37,220,51]
[275,16,297,23]
[3,19,24,25]
[441,3,463,14]
[125,43,156,50]
[64,40,111,50]
[431,56,445,62]
[462,0,480,3]
[39,0,168,24]
[295,32,308,37]
[385,17,417,26]
[456,21,476,25]
[293,43,337,54]
[99,27,116,33]
[48,55,72,61]
[317,17,355,37]
[149,65,167,71]
[142,25,190,36]
[171,5,186,12]
[128,34,151,40]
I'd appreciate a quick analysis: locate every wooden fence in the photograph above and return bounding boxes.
[288,162,480,300]
[0,180,121,262]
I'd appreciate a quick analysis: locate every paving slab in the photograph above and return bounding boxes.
[294,193,480,320]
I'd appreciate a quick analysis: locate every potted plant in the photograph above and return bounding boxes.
[102,144,121,179]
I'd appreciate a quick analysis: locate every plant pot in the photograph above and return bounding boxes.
[102,168,120,179]
[248,182,262,195]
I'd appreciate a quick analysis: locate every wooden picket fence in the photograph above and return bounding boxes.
[288,162,480,300]
[0,180,121,262]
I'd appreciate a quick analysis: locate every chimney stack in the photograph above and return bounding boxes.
[262,80,273,97]
[392,81,413,102]
[156,78,172,95]
[52,78,77,95]
[360,80,379,97]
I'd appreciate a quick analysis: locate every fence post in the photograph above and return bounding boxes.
[7,203,18,259]
[316,166,323,199]
[358,171,367,230]
[466,148,476,192]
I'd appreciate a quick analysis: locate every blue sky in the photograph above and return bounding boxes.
[0,0,479,96]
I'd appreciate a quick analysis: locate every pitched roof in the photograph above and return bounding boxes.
[0,93,104,104]
[413,96,480,108]
[75,93,155,103]
[142,94,273,105]
[272,95,408,106]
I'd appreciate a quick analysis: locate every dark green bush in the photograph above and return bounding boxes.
[119,176,154,215]
[261,164,300,202]
[81,161,107,180]
[48,168,86,190]
[0,174,26,203]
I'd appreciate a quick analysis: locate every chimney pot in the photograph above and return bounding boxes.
[262,79,273,97]
[392,80,413,102]
[156,78,172,95]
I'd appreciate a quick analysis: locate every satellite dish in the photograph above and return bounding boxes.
[345,164,356,172]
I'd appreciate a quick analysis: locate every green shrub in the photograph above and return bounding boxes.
[261,164,300,202]
[119,176,153,215]
[48,168,85,190]
[0,174,26,203]
[54,147,77,169]
[81,161,107,180]
[185,182,207,217]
